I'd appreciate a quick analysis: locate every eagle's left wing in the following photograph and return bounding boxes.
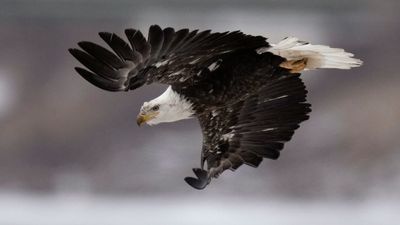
[185,74,311,189]
[69,25,268,91]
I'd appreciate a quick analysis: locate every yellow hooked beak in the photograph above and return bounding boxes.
[136,112,159,126]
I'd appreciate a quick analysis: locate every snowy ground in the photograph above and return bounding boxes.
[0,193,399,225]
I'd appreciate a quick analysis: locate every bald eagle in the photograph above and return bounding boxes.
[69,25,362,189]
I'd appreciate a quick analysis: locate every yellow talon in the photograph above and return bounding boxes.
[280,58,308,73]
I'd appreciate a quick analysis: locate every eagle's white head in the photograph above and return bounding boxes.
[137,86,194,126]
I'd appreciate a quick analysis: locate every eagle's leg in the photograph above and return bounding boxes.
[280,58,308,73]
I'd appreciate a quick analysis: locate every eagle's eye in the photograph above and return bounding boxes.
[151,105,160,111]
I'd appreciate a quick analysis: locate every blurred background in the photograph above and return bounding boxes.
[0,0,399,224]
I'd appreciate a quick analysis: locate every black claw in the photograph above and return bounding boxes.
[184,168,209,190]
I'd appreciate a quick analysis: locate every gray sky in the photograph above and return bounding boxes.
[0,0,399,199]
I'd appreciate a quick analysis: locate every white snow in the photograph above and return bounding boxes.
[0,193,398,225]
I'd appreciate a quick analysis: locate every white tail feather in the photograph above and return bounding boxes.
[257,37,363,70]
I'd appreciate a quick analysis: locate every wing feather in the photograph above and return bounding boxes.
[70,25,269,91]
[77,41,125,69]
[99,32,136,61]
[159,27,176,57]
[185,75,311,189]
[148,25,164,62]
[124,29,151,59]
[74,67,123,91]
[166,29,190,54]
[69,49,118,81]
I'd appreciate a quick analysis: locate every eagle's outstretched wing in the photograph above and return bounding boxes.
[69,25,268,91]
[185,74,311,189]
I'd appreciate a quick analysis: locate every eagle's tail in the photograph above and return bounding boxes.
[258,37,363,71]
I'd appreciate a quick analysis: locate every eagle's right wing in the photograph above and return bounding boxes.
[69,25,268,91]
[185,74,311,189]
